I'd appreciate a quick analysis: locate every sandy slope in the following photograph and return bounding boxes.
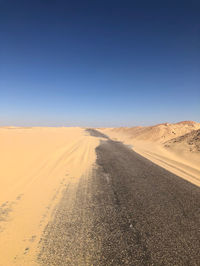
[0,127,99,265]
[100,121,200,187]
[165,128,200,153]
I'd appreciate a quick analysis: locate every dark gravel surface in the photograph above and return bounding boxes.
[38,129,200,266]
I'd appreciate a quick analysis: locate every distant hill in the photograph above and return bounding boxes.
[108,121,200,143]
[175,121,197,126]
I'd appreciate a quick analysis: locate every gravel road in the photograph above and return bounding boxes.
[38,129,200,265]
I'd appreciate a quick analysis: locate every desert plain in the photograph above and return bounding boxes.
[0,121,200,265]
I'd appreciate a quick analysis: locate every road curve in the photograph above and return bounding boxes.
[38,129,200,265]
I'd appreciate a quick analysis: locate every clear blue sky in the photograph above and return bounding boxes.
[0,0,200,127]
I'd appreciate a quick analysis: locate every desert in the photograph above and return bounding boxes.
[0,122,200,264]
[1,1,200,265]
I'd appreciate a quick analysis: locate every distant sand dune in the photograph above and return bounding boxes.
[108,121,200,143]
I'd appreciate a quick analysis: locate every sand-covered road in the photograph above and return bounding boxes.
[38,129,200,265]
[0,127,199,265]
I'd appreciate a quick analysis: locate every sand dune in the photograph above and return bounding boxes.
[0,127,99,265]
[106,121,200,143]
[100,121,200,186]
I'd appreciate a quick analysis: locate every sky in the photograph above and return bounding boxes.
[0,0,200,127]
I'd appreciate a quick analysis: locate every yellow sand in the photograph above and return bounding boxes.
[100,126,200,187]
[0,127,99,265]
